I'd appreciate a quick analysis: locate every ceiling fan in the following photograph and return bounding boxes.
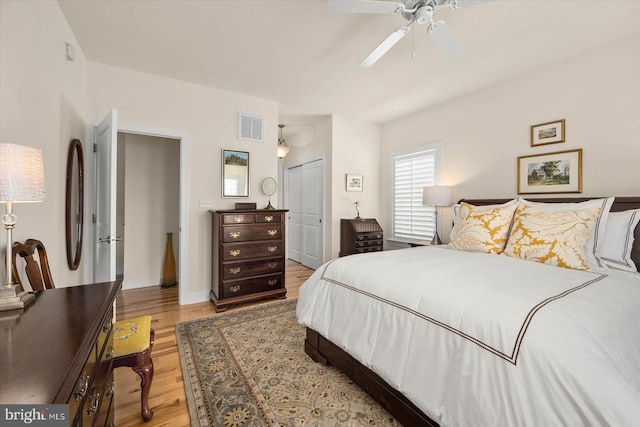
[326,0,490,67]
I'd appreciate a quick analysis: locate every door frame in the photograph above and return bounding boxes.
[284,155,325,268]
[86,120,190,305]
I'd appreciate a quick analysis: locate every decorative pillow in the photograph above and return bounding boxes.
[504,204,602,270]
[449,200,519,254]
[519,198,614,268]
[596,209,640,272]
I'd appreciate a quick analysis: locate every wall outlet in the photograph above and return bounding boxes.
[199,199,214,209]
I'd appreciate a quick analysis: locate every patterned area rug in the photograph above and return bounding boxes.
[175,299,397,426]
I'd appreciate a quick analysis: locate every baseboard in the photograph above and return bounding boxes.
[122,277,162,290]
[182,290,210,305]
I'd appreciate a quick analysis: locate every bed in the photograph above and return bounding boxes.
[296,197,640,426]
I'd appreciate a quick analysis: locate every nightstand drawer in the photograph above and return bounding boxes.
[355,232,383,241]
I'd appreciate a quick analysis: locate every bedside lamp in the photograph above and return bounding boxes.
[422,185,451,245]
[0,143,46,300]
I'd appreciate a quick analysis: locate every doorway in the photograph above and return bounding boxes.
[116,133,180,289]
[92,109,190,304]
[286,158,324,270]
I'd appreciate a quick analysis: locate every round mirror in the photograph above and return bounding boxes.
[261,177,277,196]
[65,139,84,270]
[261,177,277,210]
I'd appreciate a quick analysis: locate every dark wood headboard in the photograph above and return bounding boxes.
[459,197,640,272]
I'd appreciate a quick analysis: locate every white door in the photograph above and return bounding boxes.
[94,109,118,283]
[301,160,323,269]
[287,165,302,263]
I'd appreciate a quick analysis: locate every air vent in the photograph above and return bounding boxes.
[238,113,264,142]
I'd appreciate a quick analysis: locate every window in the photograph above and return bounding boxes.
[389,144,441,242]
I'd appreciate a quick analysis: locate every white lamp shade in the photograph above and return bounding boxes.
[0,143,46,203]
[277,145,290,158]
[422,185,451,207]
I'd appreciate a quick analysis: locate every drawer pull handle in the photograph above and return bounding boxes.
[264,215,274,222]
[106,380,115,398]
[230,285,241,293]
[107,345,114,360]
[102,318,111,334]
[267,246,277,253]
[74,375,90,401]
[229,267,241,275]
[357,236,364,240]
[230,231,241,239]
[268,279,277,286]
[230,249,241,257]
[376,234,382,239]
[267,229,278,236]
[268,263,277,269]
[233,216,244,223]
[87,391,100,417]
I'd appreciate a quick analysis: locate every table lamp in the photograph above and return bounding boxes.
[0,143,45,303]
[422,185,451,245]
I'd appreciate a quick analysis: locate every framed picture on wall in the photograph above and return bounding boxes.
[531,119,565,147]
[346,174,363,192]
[517,149,582,194]
[222,149,250,197]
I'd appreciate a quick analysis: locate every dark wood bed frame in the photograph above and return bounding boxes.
[304,196,640,426]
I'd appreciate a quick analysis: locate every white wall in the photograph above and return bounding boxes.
[121,133,180,290]
[85,62,279,302]
[380,33,640,242]
[331,115,381,258]
[0,1,87,287]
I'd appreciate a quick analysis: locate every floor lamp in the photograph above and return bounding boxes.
[422,185,452,245]
[0,143,45,308]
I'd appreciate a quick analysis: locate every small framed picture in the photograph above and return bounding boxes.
[517,149,582,194]
[346,174,363,192]
[531,119,565,147]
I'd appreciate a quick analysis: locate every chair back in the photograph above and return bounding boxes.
[12,239,55,291]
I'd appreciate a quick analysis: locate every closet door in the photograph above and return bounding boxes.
[287,165,303,263]
[301,160,323,270]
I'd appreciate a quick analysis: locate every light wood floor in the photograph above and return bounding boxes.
[114,259,314,427]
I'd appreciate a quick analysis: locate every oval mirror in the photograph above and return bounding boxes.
[65,139,84,270]
[261,177,277,210]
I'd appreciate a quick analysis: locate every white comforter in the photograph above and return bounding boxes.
[296,246,640,426]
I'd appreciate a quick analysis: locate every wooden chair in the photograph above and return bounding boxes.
[12,239,155,422]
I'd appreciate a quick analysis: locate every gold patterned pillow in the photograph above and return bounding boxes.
[449,200,518,254]
[503,204,602,270]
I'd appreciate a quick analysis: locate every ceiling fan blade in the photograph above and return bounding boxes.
[359,25,411,67]
[428,20,464,61]
[448,0,492,9]
[326,0,406,14]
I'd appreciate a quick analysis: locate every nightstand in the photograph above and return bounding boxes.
[408,241,433,247]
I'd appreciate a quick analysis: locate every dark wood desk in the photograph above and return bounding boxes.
[0,281,121,426]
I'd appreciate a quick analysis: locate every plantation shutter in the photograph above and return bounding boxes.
[392,149,437,241]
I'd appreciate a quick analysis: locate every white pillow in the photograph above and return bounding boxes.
[519,198,614,269]
[597,209,640,272]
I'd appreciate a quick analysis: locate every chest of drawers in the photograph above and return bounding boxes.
[339,218,384,257]
[210,209,288,312]
[0,281,121,427]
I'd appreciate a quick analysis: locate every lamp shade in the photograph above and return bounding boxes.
[0,143,46,203]
[277,145,290,158]
[422,185,451,207]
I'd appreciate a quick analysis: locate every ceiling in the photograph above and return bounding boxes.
[57,0,640,126]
